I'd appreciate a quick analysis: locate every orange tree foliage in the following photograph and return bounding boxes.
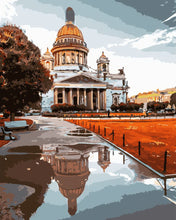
[0,25,52,119]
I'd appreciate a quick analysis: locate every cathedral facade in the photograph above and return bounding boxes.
[42,7,129,112]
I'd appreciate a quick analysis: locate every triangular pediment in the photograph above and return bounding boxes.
[60,73,105,84]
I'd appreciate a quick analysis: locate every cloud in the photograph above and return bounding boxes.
[21,25,57,54]
[88,47,176,96]
[0,0,18,23]
[162,12,176,23]
[120,28,176,50]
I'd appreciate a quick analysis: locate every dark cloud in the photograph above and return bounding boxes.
[35,0,167,34]
[115,0,176,26]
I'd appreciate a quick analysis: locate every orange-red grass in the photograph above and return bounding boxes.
[67,118,176,175]
[73,112,145,117]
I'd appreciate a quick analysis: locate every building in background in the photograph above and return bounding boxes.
[41,7,129,112]
[41,48,54,71]
[130,88,176,104]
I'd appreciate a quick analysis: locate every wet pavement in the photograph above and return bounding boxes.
[0,116,176,220]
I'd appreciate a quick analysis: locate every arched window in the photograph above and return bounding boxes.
[62,53,65,64]
[54,54,56,66]
[46,61,50,70]
[58,93,63,103]
[103,64,106,72]
[112,93,120,105]
[114,97,117,105]
[84,53,87,65]
[71,53,75,64]
[77,54,79,64]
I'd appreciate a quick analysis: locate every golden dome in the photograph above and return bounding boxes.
[44,47,51,55]
[57,22,84,41]
[100,51,106,58]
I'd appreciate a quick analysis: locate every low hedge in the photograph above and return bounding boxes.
[51,103,87,112]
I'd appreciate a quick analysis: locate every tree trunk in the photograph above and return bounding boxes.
[10,112,15,121]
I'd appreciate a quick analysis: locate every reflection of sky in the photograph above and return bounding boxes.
[31,149,161,220]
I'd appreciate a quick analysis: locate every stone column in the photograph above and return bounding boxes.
[54,88,58,104]
[56,52,58,65]
[58,53,60,65]
[60,52,62,65]
[103,89,106,110]
[77,88,80,105]
[84,89,87,106]
[97,89,100,110]
[70,88,73,105]
[90,89,93,110]
[62,88,65,104]
[78,52,79,64]
[54,53,56,66]
[126,92,128,103]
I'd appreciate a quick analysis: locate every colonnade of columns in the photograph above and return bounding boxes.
[54,87,106,110]
[54,51,87,66]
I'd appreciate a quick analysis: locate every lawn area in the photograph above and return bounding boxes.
[67,118,176,175]
[71,112,145,117]
[0,117,33,148]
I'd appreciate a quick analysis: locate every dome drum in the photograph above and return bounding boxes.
[52,48,88,67]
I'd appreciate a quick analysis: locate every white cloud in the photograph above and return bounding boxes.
[0,0,18,22]
[21,25,57,54]
[120,28,176,50]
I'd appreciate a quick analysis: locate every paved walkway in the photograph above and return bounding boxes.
[1,116,176,220]
[0,116,107,155]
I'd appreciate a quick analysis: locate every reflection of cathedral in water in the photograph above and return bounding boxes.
[55,151,90,216]
[42,144,111,216]
[98,146,111,172]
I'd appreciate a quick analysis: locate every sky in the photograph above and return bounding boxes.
[0,0,176,96]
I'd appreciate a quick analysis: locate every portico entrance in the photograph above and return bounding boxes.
[54,87,106,110]
[53,73,107,110]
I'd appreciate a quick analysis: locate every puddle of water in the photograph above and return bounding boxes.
[8,145,42,153]
[39,126,63,131]
[67,128,93,137]
[1,144,176,220]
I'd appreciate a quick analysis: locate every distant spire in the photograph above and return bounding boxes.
[66,7,75,24]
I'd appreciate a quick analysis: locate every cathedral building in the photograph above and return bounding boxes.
[42,7,129,112]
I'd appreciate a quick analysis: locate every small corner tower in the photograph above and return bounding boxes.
[41,48,54,71]
[97,51,110,78]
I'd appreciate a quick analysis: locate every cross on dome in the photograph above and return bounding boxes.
[66,7,75,24]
